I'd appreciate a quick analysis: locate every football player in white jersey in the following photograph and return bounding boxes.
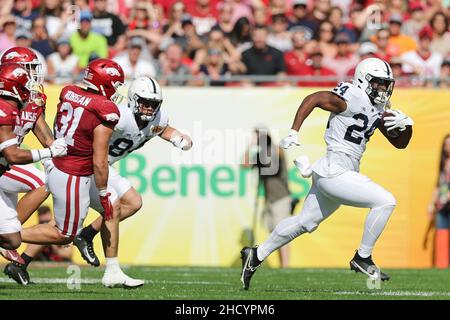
[9,76,192,287]
[240,58,414,290]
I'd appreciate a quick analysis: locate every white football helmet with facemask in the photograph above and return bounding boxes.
[128,76,163,121]
[353,57,395,106]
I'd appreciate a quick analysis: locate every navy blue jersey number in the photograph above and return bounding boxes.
[332,83,349,97]
[344,114,380,145]
[109,138,134,157]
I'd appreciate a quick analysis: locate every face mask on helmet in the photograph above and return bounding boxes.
[365,74,395,105]
[134,96,162,121]
[109,81,126,104]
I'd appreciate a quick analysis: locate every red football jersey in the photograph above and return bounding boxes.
[53,85,120,176]
[0,94,45,146]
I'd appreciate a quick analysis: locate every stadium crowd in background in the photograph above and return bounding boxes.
[0,0,449,86]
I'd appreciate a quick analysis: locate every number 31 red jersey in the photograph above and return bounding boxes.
[53,85,120,176]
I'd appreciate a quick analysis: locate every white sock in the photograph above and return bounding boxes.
[358,205,395,258]
[257,215,306,261]
[105,257,121,273]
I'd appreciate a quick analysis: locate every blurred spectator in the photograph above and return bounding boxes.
[229,0,254,25]
[284,29,310,75]
[91,0,126,48]
[389,56,410,87]
[11,0,38,31]
[402,2,428,41]
[328,6,357,43]
[346,42,378,76]
[187,0,218,36]
[242,26,286,77]
[288,0,317,37]
[439,57,450,88]
[268,0,288,16]
[0,15,16,52]
[386,0,408,21]
[30,17,54,58]
[157,43,192,86]
[13,28,48,75]
[401,27,443,83]
[322,32,358,79]
[387,13,418,56]
[175,15,206,59]
[31,206,73,263]
[214,2,234,36]
[70,10,108,68]
[128,0,163,31]
[113,37,157,80]
[307,20,337,58]
[300,48,336,87]
[374,28,392,63]
[306,0,331,25]
[162,1,187,48]
[425,135,450,267]
[253,6,268,28]
[199,47,245,86]
[267,14,292,52]
[47,38,80,84]
[193,26,239,73]
[430,12,450,57]
[40,0,69,39]
[229,16,252,53]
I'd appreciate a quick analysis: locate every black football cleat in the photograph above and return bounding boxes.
[350,251,390,281]
[73,235,100,267]
[4,263,30,285]
[240,246,262,290]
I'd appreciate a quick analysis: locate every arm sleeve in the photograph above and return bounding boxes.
[94,101,120,127]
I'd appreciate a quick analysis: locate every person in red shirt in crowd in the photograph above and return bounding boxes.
[299,47,336,87]
[187,0,219,36]
[284,28,310,76]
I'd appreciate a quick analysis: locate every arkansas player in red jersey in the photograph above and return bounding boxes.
[0,47,59,268]
[0,62,67,255]
[14,59,133,286]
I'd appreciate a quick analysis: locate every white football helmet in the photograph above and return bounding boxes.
[128,76,163,121]
[353,57,395,106]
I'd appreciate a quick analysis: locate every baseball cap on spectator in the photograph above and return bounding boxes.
[129,36,146,49]
[293,0,308,8]
[418,26,433,40]
[409,1,424,12]
[290,26,313,41]
[389,13,403,25]
[15,29,32,40]
[334,32,351,44]
[56,38,70,46]
[181,14,193,27]
[359,42,378,56]
[2,15,16,27]
[80,10,93,22]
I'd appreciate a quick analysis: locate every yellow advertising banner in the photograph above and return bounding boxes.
[21,86,450,268]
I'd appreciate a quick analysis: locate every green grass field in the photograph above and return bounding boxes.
[1,264,450,300]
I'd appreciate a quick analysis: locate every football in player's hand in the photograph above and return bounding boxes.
[381,111,400,138]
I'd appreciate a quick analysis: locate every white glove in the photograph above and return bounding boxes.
[49,138,68,157]
[170,135,192,151]
[280,129,300,149]
[294,155,312,178]
[383,110,414,132]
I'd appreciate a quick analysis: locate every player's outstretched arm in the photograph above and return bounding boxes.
[378,124,412,149]
[280,91,347,149]
[0,125,66,164]
[291,91,347,131]
[161,125,193,151]
[32,115,55,148]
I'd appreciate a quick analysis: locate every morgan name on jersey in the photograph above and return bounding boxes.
[108,104,169,164]
[326,82,385,160]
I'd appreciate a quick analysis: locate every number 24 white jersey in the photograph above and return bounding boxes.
[325,82,384,161]
[108,104,169,164]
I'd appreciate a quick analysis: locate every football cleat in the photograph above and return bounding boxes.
[350,251,390,281]
[240,246,262,290]
[4,263,30,285]
[73,235,100,267]
[0,248,25,265]
[102,270,144,289]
